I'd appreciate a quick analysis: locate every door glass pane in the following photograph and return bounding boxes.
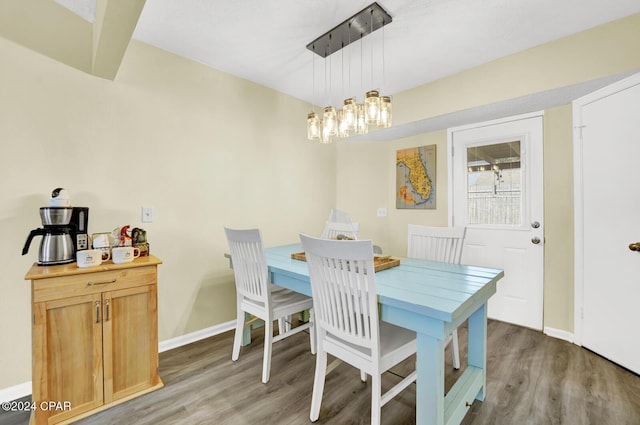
[467,141,522,225]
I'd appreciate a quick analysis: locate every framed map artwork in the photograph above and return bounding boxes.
[396,145,436,209]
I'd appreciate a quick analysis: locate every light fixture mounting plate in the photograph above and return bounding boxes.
[306,2,392,58]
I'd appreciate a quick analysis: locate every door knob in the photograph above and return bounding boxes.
[531,236,541,244]
[629,242,640,251]
[531,221,541,229]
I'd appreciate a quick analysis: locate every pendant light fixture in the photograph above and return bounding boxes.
[365,90,381,124]
[364,8,381,125]
[337,109,349,137]
[307,112,321,139]
[355,29,368,136]
[377,17,392,128]
[355,103,368,135]
[323,106,338,137]
[378,95,392,128]
[305,2,393,142]
[343,97,357,130]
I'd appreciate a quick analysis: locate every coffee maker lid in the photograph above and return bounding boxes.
[50,187,71,207]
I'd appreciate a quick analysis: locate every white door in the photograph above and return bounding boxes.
[574,73,640,374]
[450,113,544,330]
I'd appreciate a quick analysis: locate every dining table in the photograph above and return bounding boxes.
[253,243,504,425]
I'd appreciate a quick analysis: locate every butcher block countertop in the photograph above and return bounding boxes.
[25,255,163,280]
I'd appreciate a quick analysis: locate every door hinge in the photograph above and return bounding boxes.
[574,124,586,141]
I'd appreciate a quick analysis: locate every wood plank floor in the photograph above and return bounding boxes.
[2,320,639,425]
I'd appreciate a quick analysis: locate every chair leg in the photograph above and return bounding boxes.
[285,315,292,332]
[262,319,273,384]
[371,374,382,425]
[277,316,293,335]
[310,348,327,422]
[232,309,244,361]
[309,308,316,355]
[451,328,461,370]
[360,370,367,382]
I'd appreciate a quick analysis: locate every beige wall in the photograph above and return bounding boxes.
[542,105,575,331]
[336,130,450,257]
[0,37,336,390]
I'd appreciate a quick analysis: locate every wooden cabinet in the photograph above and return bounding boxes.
[25,256,163,425]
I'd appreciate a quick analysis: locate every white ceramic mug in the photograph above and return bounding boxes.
[112,246,140,264]
[77,249,107,268]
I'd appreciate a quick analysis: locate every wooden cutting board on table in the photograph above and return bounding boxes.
[291,252,400,272]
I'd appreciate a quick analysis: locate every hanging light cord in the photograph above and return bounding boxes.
[370,9,374,89]
[312,45,315,113]
[382,20,386,92]
[341,42,344,99]
[324,46,328,105]
[348,22,352,96]
[360,31,363,93]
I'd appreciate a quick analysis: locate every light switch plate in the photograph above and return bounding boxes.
[377,208,387,217]
[142,206,154,223]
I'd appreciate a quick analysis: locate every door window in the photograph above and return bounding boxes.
[466,141,522,225]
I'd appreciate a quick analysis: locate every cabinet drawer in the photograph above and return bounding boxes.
[33,266,157,303]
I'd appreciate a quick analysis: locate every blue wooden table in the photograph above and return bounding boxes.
[265,244,503,425]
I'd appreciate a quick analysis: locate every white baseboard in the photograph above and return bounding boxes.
[0,321,236,403]
[544,326,575,344]
[0,381,31,403]
[158,320,235,353]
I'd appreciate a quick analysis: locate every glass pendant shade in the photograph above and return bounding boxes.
[364,90,380,125]
[337,109,349,138]
[323,106,338,136]
[355,103,368,135]
[320,125,332,144]
[378,96,392,128]
[307,112,321,140]
[343,98,357,130]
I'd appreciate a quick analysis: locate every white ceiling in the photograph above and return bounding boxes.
[54,0,640,139]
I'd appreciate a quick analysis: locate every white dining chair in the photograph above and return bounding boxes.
[320,220,360,240]
[407,224,466,369]
[225,227,315,384]
[300,234,417,425]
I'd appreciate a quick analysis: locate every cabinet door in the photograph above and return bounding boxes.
[32,294,104,424]
[102,285,159,402]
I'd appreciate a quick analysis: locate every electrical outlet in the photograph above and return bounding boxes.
[142,206,154,223]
